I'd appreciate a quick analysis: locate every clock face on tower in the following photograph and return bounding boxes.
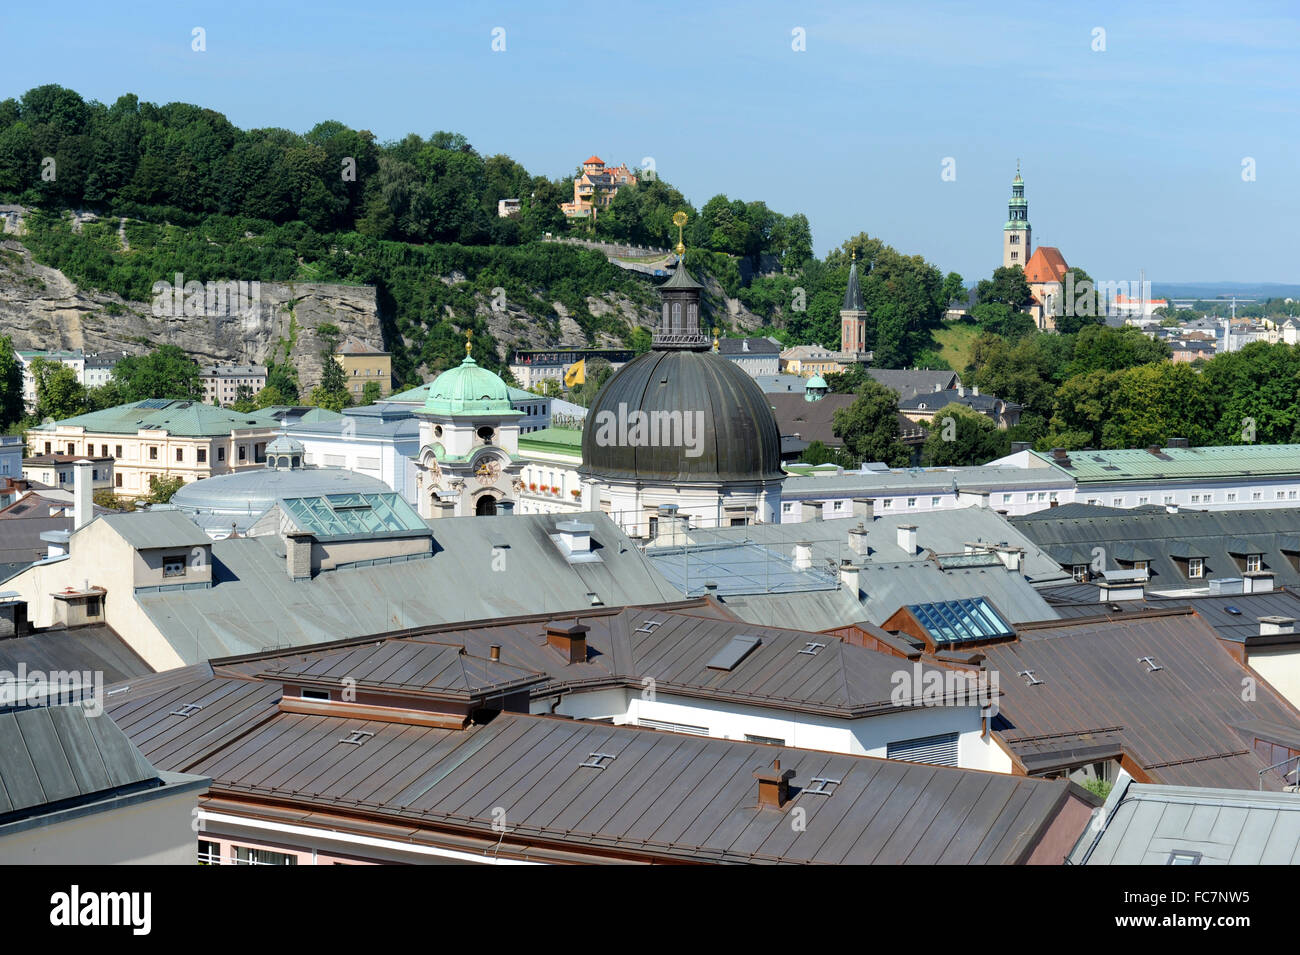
[474,457,502,485]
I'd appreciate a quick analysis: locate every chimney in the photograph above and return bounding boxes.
[754,758,796,809]
[498,499,515,516]
[489,644,501,662]
[1051,447,1069,463]
[853,498,875,522]
[556,520,592,555]
[703,581,719,597]
[1259,616,1296,637]
[848,522,869,557]
[972,385,980,397]
[933,382,941,393]
[286,532,313,580]
[1146,445,1162,455]
[73,459,93,530]
[801,501,823,523]
[1244,570,1275,594]
[957,384,966,398]
[993,545,1024,572]
[792,541,813,570]
[546,621,589,664]
[655,504,688,545]
[897,524,917,556]
[839,560,861,598]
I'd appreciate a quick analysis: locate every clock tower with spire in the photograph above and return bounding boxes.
[1003,162,1032,269]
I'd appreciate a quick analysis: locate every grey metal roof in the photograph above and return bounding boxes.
[1012,507,1300,592]
[101,510,214,549]
[0,625,152,685]
[782,465,1069,497]
[1070,776,1300,864]
[717,337,781,356]
[1041,585,1300,644]
[130,512,682,664]
[983,610,1300,790]
[866,369,960,401]
[164,702,1078,864]
[0,704,158,824]
[579,350,784,483]
[842,260,864,311]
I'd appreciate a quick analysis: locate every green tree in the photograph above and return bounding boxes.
[30,357,88,420]
[976,266,1032,309]
[628,326,653,355]
[832,380,910,467]
[253,384,289,409]
[922,404,1009,466]
[0,335,24,427]
[111,345,201,402]
[799,440,858,468]
[360,380,383,406]
[147,474,184,503]
[312,323,351,410]
[1054,267,1106,335]
[230,383,256,412]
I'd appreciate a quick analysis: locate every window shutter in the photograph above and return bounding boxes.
[887,732,959,767]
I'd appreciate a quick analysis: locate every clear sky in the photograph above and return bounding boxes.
[2,0,1296,284]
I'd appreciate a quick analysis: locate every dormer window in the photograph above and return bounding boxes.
[1187,557,1204,580]
[1246,554,1262,573]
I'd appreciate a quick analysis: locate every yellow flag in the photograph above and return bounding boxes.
[564,358,586,388]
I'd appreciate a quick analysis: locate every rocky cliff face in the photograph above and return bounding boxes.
[0,237,383,391]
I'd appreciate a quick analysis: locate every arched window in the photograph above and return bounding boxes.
[672,302,682,332]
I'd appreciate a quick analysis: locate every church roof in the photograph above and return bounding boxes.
[1024,246,1069,285]
[422,355,522,418]
[843,260,864,311]
[660,262,703,291]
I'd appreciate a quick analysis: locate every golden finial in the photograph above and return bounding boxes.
[672,210,688,258]
[465,328,473,357]
[712,326,720,351]
[851,250,856,262]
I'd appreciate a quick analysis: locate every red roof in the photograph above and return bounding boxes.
[583,155,604,166]
[1023,246,1069,284]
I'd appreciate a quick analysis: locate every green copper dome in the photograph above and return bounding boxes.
[422,355,520,417]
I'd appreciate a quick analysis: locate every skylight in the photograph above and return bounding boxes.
[707,635,762,671]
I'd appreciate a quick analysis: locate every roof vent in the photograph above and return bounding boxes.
[754,758,795,809]
[546,621,590,664]
[556,520,592,554]
[1260,616,1296,636]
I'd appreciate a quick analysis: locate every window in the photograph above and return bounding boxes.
[637,717,708,736]
[887,732,959,767]
[1072,564,1089,583]
[301,689,330,701]
[198,840,222,865]
[1010,252,1018,261]
[43,442,51,454]
[1112,498,1123,507]
[832,500,844,511]
[175,448,184,462]
[115,444,122,457]
[1187,558,1204,579]
[238,446,246,462]
[149,446,158,460]
[782,503,792,514]
[231,846,298,866]
[1247,554,1262,572]
[931,497,941,507]
[67,442,75,455]
[197,449,207,464]
[1227,492,1237,502]
[1138,496,1149,505]
[100,444,108,456]
[218,447,226,462]
[115,473,122,488]
[1163,494,1174,504]
[86,596,101,617]
[882,499,893,509]
[162,556,187,578]
[1003,494,1013,503]
[1190,495,1200,504]
[1253,492,1262,501]
[745,734,786,746]
[907,498,916,508]
[1133,560,1149,573]
[1167,850,1202,866]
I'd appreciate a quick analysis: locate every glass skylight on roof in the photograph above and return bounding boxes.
[906,597,1015,645]
[279,492,427,540]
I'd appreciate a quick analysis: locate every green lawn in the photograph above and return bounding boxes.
[932,321,981,372]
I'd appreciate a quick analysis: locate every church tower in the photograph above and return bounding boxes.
[839,253,868,356]
[1003,163,1031,269]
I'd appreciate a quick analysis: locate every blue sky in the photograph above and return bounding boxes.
[2,0,1296,284]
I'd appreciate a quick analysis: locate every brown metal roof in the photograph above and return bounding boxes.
[179,709,1075,864]
[984,610,1300,789]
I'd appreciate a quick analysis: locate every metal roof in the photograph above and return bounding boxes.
[0,705,159,824]
[580,350,784,483]
[1070,776,1300,865]
[782,465,1069,497]
[165,703,1078,864]
[129,512,682,664]
[1013,507,1300,592]
[172,465,395,534]
[983,611,1300,790]
[0,625,152,685]
[101,510,214,549]
[1032,445,1300,483]
[33,399,280,437]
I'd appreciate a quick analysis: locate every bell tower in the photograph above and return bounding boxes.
[840,252,868,355]
[655,211,710,351]
[1003,162,1031,269]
